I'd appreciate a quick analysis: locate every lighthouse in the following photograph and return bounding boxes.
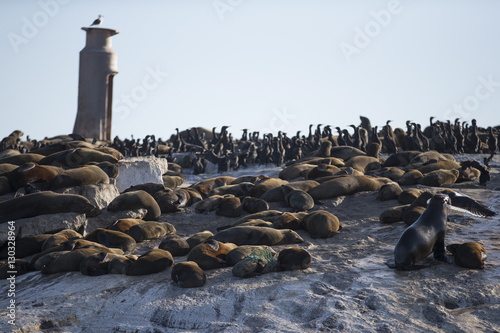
[73,25,119,141]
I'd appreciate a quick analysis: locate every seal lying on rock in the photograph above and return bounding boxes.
[302,210,341,238]
[187,239,237,270]
[126,249,174,276]
[212,226,304,246]
[171,261,206,288]
[107,190,161,221]
[85,228,137,253]
[278,247,312,271]
[446,242,487,269]
[0,191,99,223]
[159,235,190,256]
[126,221,176,242]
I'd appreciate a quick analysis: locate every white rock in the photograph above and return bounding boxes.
[115,157,169,192]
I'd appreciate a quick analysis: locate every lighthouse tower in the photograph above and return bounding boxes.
[73,26,119,141]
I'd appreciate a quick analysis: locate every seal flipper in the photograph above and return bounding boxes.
[433,238,451,263]
[386,261,427,270]
[386,261,396,269]
[443,191,497,217]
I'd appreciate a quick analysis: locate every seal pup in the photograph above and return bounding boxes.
[80,252,112,276]
[0,234,51,259]
[126,249,174,276]
[215,196,243,217]
[280,185,314,211]
[278,247,312,271]
[241,196,270,214]
[85,228,137,253]
[42,229,83,251]
[171,261,206,288]
[159,235,190,256]
[126,221,176,242]
[186,239,237,270]
[0,259,30,279]
[446,242,486,269]
[186,230,214,249]
[376,182,403,201]
[387,194,453,270]
[107,218,145,233]
[107,254,139,274]
[302,210,342,238]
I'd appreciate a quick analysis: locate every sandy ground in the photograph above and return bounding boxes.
[0,155,499,333]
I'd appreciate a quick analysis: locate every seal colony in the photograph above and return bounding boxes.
[0,117,499,332]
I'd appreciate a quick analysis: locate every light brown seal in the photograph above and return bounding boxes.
[107,190,161,221]
[446,242,486,269]
[186,239,237,270]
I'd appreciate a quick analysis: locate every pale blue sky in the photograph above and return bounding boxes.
[1,0,499,141]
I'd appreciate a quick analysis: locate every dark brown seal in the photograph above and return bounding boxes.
[171,261,206,288]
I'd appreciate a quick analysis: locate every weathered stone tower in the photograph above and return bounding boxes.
[73,26,119,141]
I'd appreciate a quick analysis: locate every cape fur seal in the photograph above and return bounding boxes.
[0,191,99,223]
[159,235,190,256]
[212,226,304,246]
[126,249,174,276]
[85,228,137,253]
[241,196,270,214]
[126,221,176,242]
[387,194,452,270]
[280,185,315,211]
[186,239,237,270]
[0,234,51,259]
[49,165,110,190]
[226,245,277,266]
[302,210,341,238]
[278,247,312,271]
[107,190,161,221]
[171,261,206,288]
[446,242,486,269]
[186,231,214,249]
